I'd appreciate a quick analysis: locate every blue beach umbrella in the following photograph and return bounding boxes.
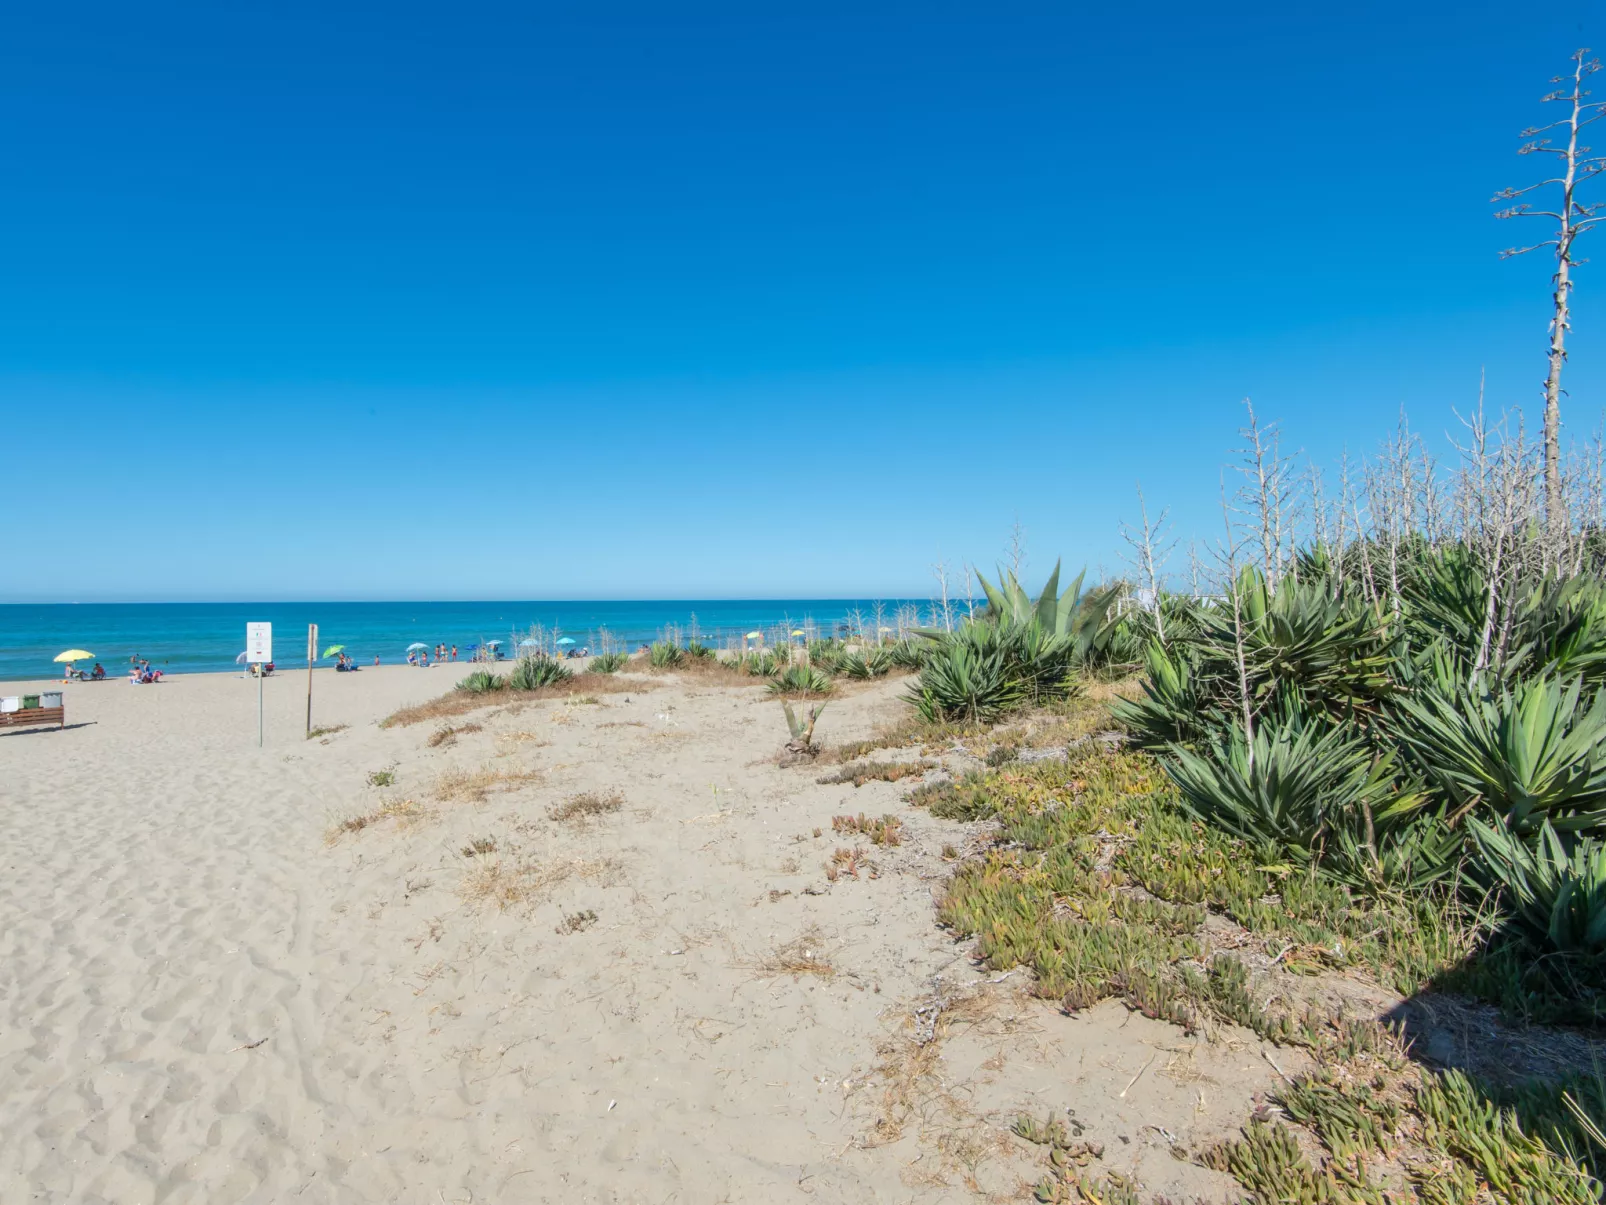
[407,642,428,652]
[556,637,576,646]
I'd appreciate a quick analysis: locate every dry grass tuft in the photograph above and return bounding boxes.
[433,763,543,803]
[548,790,625,823]
[381,673,645,728]
[461,835,498,857]
[459,858,567,909]
[458,855,620,910]
[757,926,836,978]
[324,797,431,844]
[556,908,599,934]
[817,760,934,787]
[832,812,904,846]
[307,724,349,740]
[428,722,482,748]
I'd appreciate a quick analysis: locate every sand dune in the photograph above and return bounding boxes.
[1,664,1268,1203]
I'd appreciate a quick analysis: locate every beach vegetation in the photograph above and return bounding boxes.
[548,790,624,823]
[427,722,481,748]
[507,654,573,691]
[648,641,685,669]
[831,812,903,845]
[588,650,630,674]
[782,699,826,757]
[768,665,834,697]
[816,760,933,787]
[457,669,505,695]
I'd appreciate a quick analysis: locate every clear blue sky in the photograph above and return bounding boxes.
[3,1,1602,601]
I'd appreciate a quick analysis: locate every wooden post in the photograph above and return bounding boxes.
[306,623,318,736]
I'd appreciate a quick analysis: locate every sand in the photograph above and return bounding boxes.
[1,663,1280,1203]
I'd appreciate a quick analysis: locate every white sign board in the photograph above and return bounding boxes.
[247,622,273,664]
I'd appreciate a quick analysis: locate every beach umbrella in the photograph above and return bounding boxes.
[791,630,805,637]
[517,638,540,648]
[485,639,503,647]
[556,637,576,646]
[407,642,428,652]
[235,651,249,664]
[54,649,94,663]
[745,631,762,640]
[321,644,345,659]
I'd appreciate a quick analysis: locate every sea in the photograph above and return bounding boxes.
[0,600,928,682]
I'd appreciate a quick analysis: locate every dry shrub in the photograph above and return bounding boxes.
[756,926,836,978]
[433,764,542,803]
[324,798,431,844]
[818,761,933,787]
[381,673,645,728]
[428,722,482,748]
[548,790,625,822]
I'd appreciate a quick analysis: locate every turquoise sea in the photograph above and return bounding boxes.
[0,600,927,682]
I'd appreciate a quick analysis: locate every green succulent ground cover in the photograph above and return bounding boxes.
[921,732,1606,1204]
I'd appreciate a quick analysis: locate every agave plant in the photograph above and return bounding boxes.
[909,632,1026,724]
[507,654,573,690]
[456,669,505,695]
[806,642,845,673]
[648,641,686,669]
[743,652,777,677]
[685,640,716,661]
[838,649,892,680]
[1209,565,1396,721]
[587,650,630,674]
[1470,818,1606,955]
[782,699,827,755]
[1164,717,1405,861]
[1110,641,1217,751]
[1391,675,1606,836]
[768,665,833,697]
[886,640,928,670]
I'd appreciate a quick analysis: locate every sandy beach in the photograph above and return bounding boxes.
[1,664,1279,1203]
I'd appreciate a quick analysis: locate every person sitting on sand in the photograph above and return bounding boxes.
[91,663,106,680]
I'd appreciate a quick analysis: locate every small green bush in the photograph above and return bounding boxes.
[457,669,505,695]
[648,641,685,668]
[588,650,630,674]
[507,655,573,691]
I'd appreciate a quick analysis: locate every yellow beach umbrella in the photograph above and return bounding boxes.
[791,630,805,637]
[745,631,763,640]
[54,649,94,663]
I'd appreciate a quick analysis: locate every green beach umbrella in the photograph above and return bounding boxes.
[322,644,346,659]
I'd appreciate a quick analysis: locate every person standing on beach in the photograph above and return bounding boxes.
[451,645,458,661]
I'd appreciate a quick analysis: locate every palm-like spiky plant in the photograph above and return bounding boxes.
[507,654,573,690]
[768,665,833,696]
[648,641,685,669]
[1165,718,1405,862]
[1471,818,1606,955]
[1391,675,1606,836]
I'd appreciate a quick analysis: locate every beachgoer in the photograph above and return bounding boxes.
[373,654,379,667]
[91,663,105,680]
[451,645,457,661]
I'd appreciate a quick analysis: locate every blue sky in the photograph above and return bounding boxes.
[3,1,1603,601]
